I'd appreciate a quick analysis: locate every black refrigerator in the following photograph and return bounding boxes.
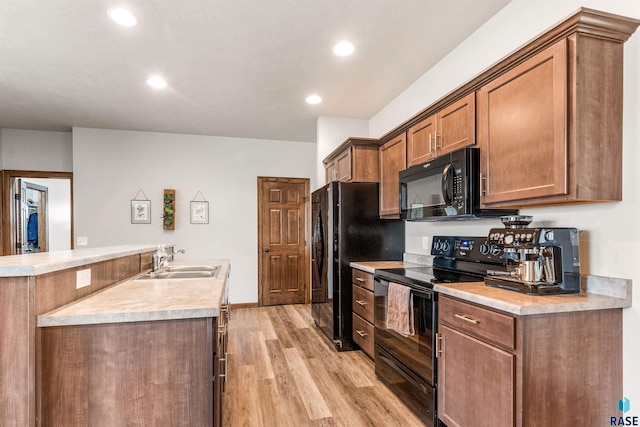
[311,182,404,351]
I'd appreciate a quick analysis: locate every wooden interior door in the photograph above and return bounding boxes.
[2,170,73,256]
[258,177,310,306]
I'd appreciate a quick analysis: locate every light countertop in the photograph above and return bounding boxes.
[435,274,631,315]
[37,259,229,327]
[351,260,631,315]
[0,245,161,277]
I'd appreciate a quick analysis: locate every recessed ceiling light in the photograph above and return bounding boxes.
[147,75,167,89]
[306,94,322,105]
[333,40,355,57]
[108,7,137,27]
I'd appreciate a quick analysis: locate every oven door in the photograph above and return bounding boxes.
[374,277,436,386]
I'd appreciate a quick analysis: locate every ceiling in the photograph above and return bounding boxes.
[0,0,511,142]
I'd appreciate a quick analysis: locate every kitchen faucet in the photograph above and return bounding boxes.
[166,249,185,262]
[152,247,185,272]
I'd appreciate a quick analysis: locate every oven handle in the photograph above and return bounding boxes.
[375,278,434,300]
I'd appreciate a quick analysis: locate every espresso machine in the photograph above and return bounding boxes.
[485,216,581,295]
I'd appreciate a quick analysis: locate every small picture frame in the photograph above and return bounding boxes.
[131,200,151,224]
[190,201,209,224]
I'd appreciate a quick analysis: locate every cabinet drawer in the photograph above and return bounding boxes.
[352,269,374,292]
[352,313,374,359]
[439,296,515,351]
[352,284,374,323]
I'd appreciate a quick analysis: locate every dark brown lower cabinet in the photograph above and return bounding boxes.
[437,295,622,426]
[351,269,375,359]
[39,317,219,427]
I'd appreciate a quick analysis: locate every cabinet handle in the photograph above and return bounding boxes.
[455,314,479,324]
[355,329,368,338]
[435,332,443,358]
[219,352,228,379]
[429,134,434,153]
[355,277,366,283]
[221,303,231,321]
[355,299,367,306]
[433,131,440,150]
[481,173,487,196]
[218,323,227,335]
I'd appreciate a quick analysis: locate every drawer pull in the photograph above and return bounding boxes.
[355,329,368,338]
[454,314,479,324]
[355,299,367,306]
[355,278,366,282]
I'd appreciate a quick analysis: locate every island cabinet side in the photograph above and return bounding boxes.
[38,317,215,427]
[0,250,155,427]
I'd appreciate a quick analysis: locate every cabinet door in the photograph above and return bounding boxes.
[325,162,336,183]
[350,145,380,182]
[379,134,406,217]
[438,324,514,427]
[335,149,352,182]
[407,115,436,166]
[478,39,568,206]
[438,92,476,155]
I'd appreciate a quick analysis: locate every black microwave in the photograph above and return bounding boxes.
[399,147,517,221]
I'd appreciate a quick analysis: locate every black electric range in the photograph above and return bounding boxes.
[372,235,506,427]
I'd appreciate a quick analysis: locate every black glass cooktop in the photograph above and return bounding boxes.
[375,263,501,288]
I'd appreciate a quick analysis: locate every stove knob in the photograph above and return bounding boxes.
[479,243,490,255]
[490,245,503,256]
[441,241,450,252]
[504,234,514,245]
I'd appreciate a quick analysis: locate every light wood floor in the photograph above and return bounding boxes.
[223,304,425,426]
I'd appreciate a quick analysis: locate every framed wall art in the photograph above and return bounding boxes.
[131,198,151,224]
[190,191,209,224]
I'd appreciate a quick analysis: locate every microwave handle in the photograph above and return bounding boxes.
[441,163,453,206]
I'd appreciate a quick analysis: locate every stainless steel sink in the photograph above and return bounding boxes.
[137,265,221,280]
[163,265,219,273]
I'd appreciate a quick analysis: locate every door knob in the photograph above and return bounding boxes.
[264,248,270,252]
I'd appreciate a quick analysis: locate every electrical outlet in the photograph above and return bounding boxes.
[77,236,88,246]
[76,269,91,289]
[422,236,431,250]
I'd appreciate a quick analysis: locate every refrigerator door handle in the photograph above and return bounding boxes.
[313,209,325,281]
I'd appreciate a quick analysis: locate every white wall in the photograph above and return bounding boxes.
[72,127,316,304]
[0,129,72,172]
[315,116,369,189]
[366,0,640,409]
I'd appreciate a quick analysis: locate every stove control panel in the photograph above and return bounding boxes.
[431,236,503,262]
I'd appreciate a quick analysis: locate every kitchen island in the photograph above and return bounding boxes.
[0,246,229,427]
[36,258,230,427]
[0,245,159,427]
